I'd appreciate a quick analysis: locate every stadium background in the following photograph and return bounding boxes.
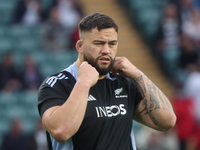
[0,0,200,149]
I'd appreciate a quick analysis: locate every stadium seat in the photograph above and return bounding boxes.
[0,119,11,135]
[5,105,26,120]
[40,64,55,78]
[0,92,19,108]
[0,1,17,24]
[19,91,38,107]
[32,51,49,65]
[0,26,7,37]
[14,37,41,52]
[128,0,167,40]
[23,118,37,133]
[13,52,25,67]
[0,38,13,52]
[9,26,32,38]
[41,0,54,10]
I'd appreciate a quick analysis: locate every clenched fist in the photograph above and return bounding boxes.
[112,57,139,80]
[78,61,99,87]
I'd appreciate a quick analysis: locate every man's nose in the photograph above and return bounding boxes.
[101,44,110,54]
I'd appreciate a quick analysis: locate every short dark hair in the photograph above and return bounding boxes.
[78,13,118,33]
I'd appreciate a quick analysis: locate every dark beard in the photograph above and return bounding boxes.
[84,54,114,75]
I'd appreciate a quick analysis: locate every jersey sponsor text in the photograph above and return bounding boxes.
[95,104,126,117]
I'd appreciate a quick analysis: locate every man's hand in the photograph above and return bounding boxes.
[112,57,139,80]
[78,61,99,87]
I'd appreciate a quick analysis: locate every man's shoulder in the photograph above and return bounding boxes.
[39,70,76,91]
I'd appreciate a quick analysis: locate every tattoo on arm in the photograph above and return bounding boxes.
[135,71,171,126]
[158,90,167,110]
[135,71,146,95]
[139,99,158,125]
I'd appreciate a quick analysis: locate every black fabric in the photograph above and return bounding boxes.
[38,70,142,150]
[72,75,142,150]
[38,71,76,117]
[46,131,53,150]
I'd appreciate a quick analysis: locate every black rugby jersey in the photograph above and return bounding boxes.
[38,63,142,150]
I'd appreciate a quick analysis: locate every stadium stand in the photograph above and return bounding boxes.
[3,0,200,149]
[0,0,78,147]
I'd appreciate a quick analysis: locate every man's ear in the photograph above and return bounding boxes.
[75,40,83,54]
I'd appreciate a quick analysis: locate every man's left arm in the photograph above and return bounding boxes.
[112,57,176,131]
[133,70,176,131]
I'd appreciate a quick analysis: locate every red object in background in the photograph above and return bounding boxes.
[194,125,200,150]
[71,27,80,46]
[173,95,196,141]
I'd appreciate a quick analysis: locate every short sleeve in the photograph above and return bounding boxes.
[127,77,143,110]
[38,71,76,117]
[134,83,143,109]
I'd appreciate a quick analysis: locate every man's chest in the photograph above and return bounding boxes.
[84,80,132,120]
[72,78,136,150]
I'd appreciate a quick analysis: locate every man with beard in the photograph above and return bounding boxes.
[37,13,176,150]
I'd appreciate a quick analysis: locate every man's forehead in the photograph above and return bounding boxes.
[89,28,117,39]
[81,27,116,35]
[91,27,117,33]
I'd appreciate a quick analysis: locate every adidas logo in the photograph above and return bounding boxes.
[46,73,68,87]
[88,94,96,101]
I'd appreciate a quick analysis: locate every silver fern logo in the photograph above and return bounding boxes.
[115,87,128,98]
[115,87,123,95]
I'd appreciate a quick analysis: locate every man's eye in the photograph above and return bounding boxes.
[110,43,116,45]
[94,43,102,45]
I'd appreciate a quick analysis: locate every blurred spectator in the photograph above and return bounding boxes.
[182,8,200,46]
[40,0,85,52]
[27,134,37,150]
[26,119,47,150]
[34,119,48,150]
[41,6,72,52]
[160,129,180,150]
[21,54,43,90]
[135,126,179,150]
[154,3,182,79]
[193,0,200,8]
[0,52,23,92]
[180,0,195,23]
[52,0,82,30]
[179,35,199,70]
[13,0,42,26]
[1,119,28,150]
[146,130,179,150]
[147,132,165,150]
[69,0,85,48]
[184,64,200,123]
[173,81,197,150]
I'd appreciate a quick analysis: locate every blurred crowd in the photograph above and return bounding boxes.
[0,0,85,91]
[0,0,84,149]
[152,0,200,150]
[1,119,47,150]
[1,0,200,150]
[13,0,84,52]
[0,52,43,92]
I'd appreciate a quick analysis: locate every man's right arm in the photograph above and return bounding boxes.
[42,62,99,143]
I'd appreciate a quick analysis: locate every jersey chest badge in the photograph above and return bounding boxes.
[115,87,128,98]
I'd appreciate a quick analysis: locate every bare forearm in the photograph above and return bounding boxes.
[134,70,176,130]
